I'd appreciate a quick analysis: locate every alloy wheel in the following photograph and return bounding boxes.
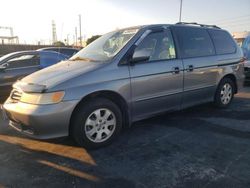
[220,83,232,105]
[84,108,116,143]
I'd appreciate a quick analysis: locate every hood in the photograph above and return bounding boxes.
[20,60,104,91]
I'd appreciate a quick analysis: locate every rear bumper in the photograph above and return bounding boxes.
[234,71,244,93]
[237,76,245,92]
[2,99,78,139]
[244,67,250,81]
[244,60,250,80]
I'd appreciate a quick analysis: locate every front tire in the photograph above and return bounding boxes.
[214,78,235,108]
[71,98,122,149]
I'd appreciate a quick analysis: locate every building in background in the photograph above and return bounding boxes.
[0,26,19,44]
[232,31,250,46]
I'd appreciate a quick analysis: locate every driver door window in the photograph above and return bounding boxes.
[134,30,176,62]
[7,54,40,69]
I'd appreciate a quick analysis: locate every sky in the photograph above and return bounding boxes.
[0,0,249,44]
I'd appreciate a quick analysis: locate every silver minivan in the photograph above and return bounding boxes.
[3,23,245,149]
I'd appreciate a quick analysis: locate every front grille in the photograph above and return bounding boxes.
[9,120,34,135]
[10,89,22,103]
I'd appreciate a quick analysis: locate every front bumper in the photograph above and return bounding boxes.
[2,99,78,139]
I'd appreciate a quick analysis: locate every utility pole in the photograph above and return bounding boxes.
[52,20,57,44]
[79,14,82,47]
[67,34,69,45]
[179,0,183,22]
[75,27,78,46]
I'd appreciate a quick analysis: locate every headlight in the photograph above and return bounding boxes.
[20,91,65,105]
[13,81,46,93]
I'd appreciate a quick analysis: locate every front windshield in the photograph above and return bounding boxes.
[70,28,139,62]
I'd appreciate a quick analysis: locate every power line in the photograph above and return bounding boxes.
[216,17,250,25]
[218,21,250,27]
[222,22,250,27]
[202,14,250,24]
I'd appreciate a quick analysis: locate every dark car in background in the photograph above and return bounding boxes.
[0,50,68,101]
[37,47,80,57]
[242,35,250,82]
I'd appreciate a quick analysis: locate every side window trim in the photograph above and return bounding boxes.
[169,27,181,59]
[206,28,217,56]
[163,29,177,60]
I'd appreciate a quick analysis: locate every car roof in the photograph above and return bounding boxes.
[38,50,68,57]
[2,50,38,56]
[12,50,37,54]
[1,50,66,60]
[37,47,79,51]
[0,51,38,64]
[121,23,223,32]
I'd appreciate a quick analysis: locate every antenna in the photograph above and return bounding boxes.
[179,0,183,22]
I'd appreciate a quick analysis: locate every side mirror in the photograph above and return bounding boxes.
[130,49,151,64]
[0,63,8,71]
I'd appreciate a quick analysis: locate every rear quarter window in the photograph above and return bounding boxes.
[173,27,215,58]
[208,30,236,55]
[60,49,77,57]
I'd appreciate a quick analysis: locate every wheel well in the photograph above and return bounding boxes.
[221,74,237,93]
[69,91,130,134]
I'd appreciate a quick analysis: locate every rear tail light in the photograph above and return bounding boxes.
[240,57,247,64]
[240,57,247,67]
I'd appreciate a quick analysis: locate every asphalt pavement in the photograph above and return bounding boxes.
[0,87,250,188]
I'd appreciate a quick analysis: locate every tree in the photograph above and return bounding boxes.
[86,35,101,45]
[53,41,65,47]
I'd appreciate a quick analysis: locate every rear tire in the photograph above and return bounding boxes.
[214,78,235,108]
[70,98,122,149]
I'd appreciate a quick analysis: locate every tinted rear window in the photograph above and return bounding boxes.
[60,49,78,57]
[174,27,215,58]
[208,30,236,55]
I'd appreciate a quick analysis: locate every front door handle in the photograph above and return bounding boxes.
[172,67,180,74]
[187,65,194,72]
